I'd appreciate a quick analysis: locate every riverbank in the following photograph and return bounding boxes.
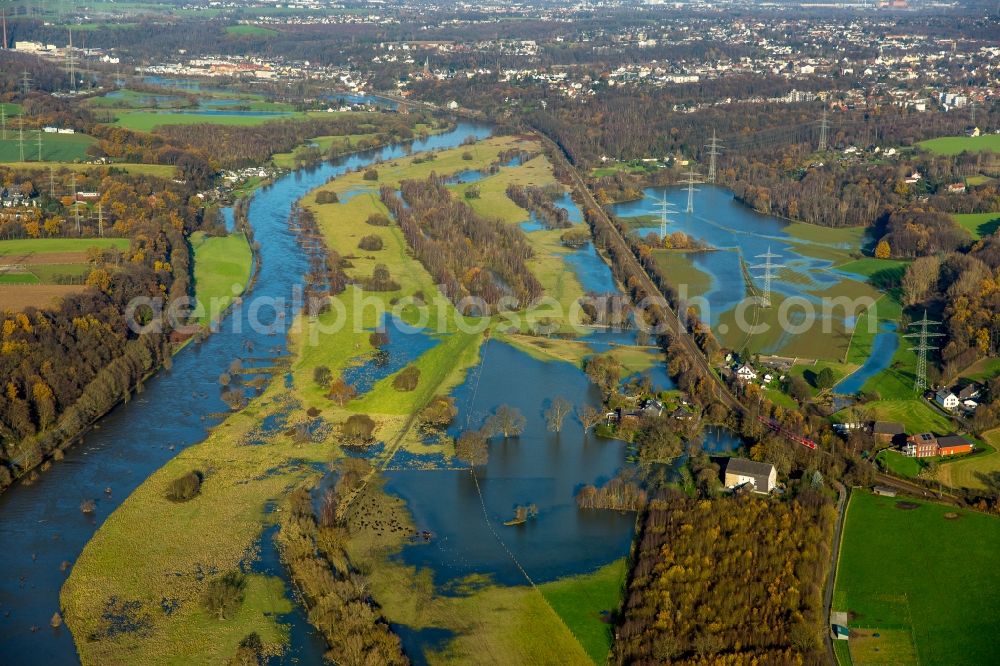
[59,129,646,664]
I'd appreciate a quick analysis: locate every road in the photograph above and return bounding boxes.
[823,481,848,664]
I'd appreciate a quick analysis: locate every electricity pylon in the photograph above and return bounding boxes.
[904,311,943,394]
[17,114,24,161]
[680,168,702,213]
[653,190,676,240]
[705,129,723,183]
[818,107,829,152]
[750,246,784,308]
[36,128,42,161]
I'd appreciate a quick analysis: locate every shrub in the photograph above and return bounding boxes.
[203,571,247,620]
[358,234,384,251]
[462,151,473,161]
[342,414,377,445]
[419,396,457,430]
[166,471,203,502]
[362,264,400,292]
[314,365,333,387]
[362,168,379,181]
[366,213,391,226]
[315,190,339,204]
[369,331,389,347]
[393,366,420,391]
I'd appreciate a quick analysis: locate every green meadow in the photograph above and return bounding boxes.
[190,231,253,327]
[918,133,1000,156]
[834,492,1000,666]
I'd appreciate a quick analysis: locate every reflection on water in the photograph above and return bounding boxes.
[386,341,635,587]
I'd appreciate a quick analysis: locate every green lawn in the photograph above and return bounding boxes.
[113,111,293,131]
[0,273,40,284]
[0,237,129,256]
[939,431,1000,491]
[225,24,279,36]
[875,449,924,478]
[0,131,97,162]
[833,492,1000,666]
[953,212,1000,240]
[918,134,1000,156]
[0,161,175,177]
[191,231,253,327]
[539,558,627,664]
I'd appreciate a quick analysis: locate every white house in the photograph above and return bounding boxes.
[735,364,758,382]
[935,388,959,411]
[446,100,460,110]
[722,458,777,493]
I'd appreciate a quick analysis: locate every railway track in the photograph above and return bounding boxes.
[536,133,745,413]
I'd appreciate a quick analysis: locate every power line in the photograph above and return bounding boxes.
[17,113,25,161]
[904,311,943,394]
[818,107,830,152]
[705,128,723,184]
[652,190,677,240]
[750,246,784,308]
[20,70,31,97]
[680,168,702,213]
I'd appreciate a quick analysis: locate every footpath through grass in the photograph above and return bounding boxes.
[834,492,1000,666]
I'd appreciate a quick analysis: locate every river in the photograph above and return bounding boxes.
[0,120,493,665]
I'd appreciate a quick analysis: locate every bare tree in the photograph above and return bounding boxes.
[484,405,526,439]
[455,430,489,466]
[544,397,572,433]
[578,404,603,434]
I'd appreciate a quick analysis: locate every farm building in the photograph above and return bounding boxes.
[903,433,973,458]
[722,458,776,493]
[873,421,905,444]
[937,435,973,456]
[873,485,897,497]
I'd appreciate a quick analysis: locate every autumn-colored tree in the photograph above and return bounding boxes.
[875,239,891,259]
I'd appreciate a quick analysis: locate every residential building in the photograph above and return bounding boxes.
[735,364,758,382]
[904,433,939,458]
[935,389,959,411]
[722,458,777,493]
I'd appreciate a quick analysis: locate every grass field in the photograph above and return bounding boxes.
[876,449,924,478]
[190,231,253,327]
[833,492,1000,666]
[538,558,626,664]
[0,237,129,256]
[953,212,1000,240]
[918,134,1000,156]
[0,161,175,177]
[112,110,293,131]
[651,249,713,297]
[938,430,1000,491]
[0,131,97,162]
[226,24,279,36]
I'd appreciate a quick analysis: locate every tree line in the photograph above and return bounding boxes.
[380,176,543,309]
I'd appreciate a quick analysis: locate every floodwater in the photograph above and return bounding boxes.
[385,341,637,587]
[610,185,862,323]
[0,120,494,665]
[834,322,900,395]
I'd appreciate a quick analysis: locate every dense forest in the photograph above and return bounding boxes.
[0,166,206,492]
[381,176,543,309]
[614,491,834,665]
